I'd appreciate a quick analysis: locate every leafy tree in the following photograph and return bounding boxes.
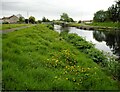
[60,13,69,22]
[78,20,81,23]
[42,17,47,22]
[93,0,120,23]
[60,13,74,22]
[42,17,50,22]
[18,17,25,23]
[29,16,35,24]
[116,0,120,22]
[107,4,118,22]
[46,19,50,22]
[93,10,107,22]
[69,18,74,22]
[37,20,42,24]
[25,19,29,24]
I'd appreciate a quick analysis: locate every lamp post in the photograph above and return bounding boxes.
[27,10,29,24]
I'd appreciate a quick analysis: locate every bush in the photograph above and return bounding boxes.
[46,24,54,30]
[60,32,120,82]
[3,22,9,24]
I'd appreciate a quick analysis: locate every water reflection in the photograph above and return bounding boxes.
[93,30,120,56]
[60,26,70,33]
[93,31,106,42]
[54,25,120,57]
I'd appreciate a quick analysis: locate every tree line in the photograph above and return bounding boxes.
[93,0,120,22]
[18,16,51,24]
[18,13,75,24]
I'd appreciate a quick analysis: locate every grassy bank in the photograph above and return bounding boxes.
[1,24,32,30]
[2,24,119,90]
[86,22,119,28]
[67,23,81,27]
[60,31,120,81]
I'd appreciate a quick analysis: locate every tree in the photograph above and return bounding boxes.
[93,0,120,23]
[116,0,120,22]
[25,19,29,24]
[37,20,42,24]
[69,18,74,22]
[60,13,74,22]
[18,17,25,23]
[78,20,81,23]
[107,4,118,22]
[46,19,50,22]
[93,10,107,22]
[29,16,35,24]
[42,17,47,22]
[42,17,50,22]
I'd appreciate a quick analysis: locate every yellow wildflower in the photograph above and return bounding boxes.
[66,78,68,80]
[54,76,57,79]
[55,60,58,63]
[87,68,90,70]
[73,78,75,81]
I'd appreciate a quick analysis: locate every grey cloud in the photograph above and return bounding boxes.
[1,0,115,20]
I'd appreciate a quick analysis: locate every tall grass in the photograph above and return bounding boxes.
[60,30,120,82]
[2,24,119,90]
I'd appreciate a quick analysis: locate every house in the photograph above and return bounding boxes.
[16,14,25,20]
[2,15,19,23]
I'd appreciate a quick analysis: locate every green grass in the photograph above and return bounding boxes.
[1,24,32,30]
[0,33,2,90]
[86,22,119,28]
[67,23,81,27]
[2,24,119,90]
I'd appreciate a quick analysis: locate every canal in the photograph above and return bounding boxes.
[54,25,120,58]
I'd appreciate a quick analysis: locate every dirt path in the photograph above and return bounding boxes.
[0,24,36,34]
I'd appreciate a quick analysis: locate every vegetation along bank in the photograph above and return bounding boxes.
[2,24,120,90]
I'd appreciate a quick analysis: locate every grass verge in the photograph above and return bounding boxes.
[86,22,119,28]
[1,24,32,30]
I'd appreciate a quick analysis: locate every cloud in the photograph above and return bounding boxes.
[1,0,115,20]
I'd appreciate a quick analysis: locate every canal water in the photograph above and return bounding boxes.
[54,25,120,58]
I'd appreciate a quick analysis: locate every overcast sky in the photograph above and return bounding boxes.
[1,0,116,21]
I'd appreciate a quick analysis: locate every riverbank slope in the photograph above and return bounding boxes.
[66,22,119,31]
[2,24,119,90]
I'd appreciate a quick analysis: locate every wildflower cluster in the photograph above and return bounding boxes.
[63,65,91,85]
[46,49,94,86]
[46,49,77,68]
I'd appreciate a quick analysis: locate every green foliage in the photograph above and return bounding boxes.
[61,33,106,63]
[37,20,41,24]
[25,19,29,24]
[67,23,81,27]
[46,24,54,30]
[18,17,25,23]
[78,20,81,23]
[93,10,107,22]
[42,17,50,22]
[2,22,9,24]
[93,1,120,23]
[2,24,119,90]
[60,30,120,82]
[29,16,35,24]
[87,22,118,28]
[60,13,74,22]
